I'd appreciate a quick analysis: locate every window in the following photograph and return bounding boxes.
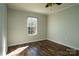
[27,17,37,36]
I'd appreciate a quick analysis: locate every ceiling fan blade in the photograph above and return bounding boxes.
[56,3,62,5]
[45,3,62,8]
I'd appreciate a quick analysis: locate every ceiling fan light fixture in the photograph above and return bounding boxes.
[45,3,52,8]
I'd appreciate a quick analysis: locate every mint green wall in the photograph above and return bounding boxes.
[47,5,79,50]
[0,4,7,55]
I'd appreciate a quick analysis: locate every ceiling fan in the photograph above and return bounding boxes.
[45,3,62,8]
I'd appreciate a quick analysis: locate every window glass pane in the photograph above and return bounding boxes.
[27,17,37,35]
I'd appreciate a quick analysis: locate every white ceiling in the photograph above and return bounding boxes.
[7,3,78,15]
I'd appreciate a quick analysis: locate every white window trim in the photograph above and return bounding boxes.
[27,16,37,36]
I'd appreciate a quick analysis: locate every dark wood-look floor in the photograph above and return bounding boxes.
[7,40,79,56]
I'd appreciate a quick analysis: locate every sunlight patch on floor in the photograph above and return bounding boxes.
[7,46,29,56]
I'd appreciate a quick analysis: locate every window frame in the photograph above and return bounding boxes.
[27,16,37,36]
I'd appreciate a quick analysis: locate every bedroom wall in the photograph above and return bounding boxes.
[8,9,47,46]
[47,4,79,50]
[0,4,7,55]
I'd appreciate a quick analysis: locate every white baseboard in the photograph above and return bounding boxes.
[47,39,79,50]
[8,39,46,47]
